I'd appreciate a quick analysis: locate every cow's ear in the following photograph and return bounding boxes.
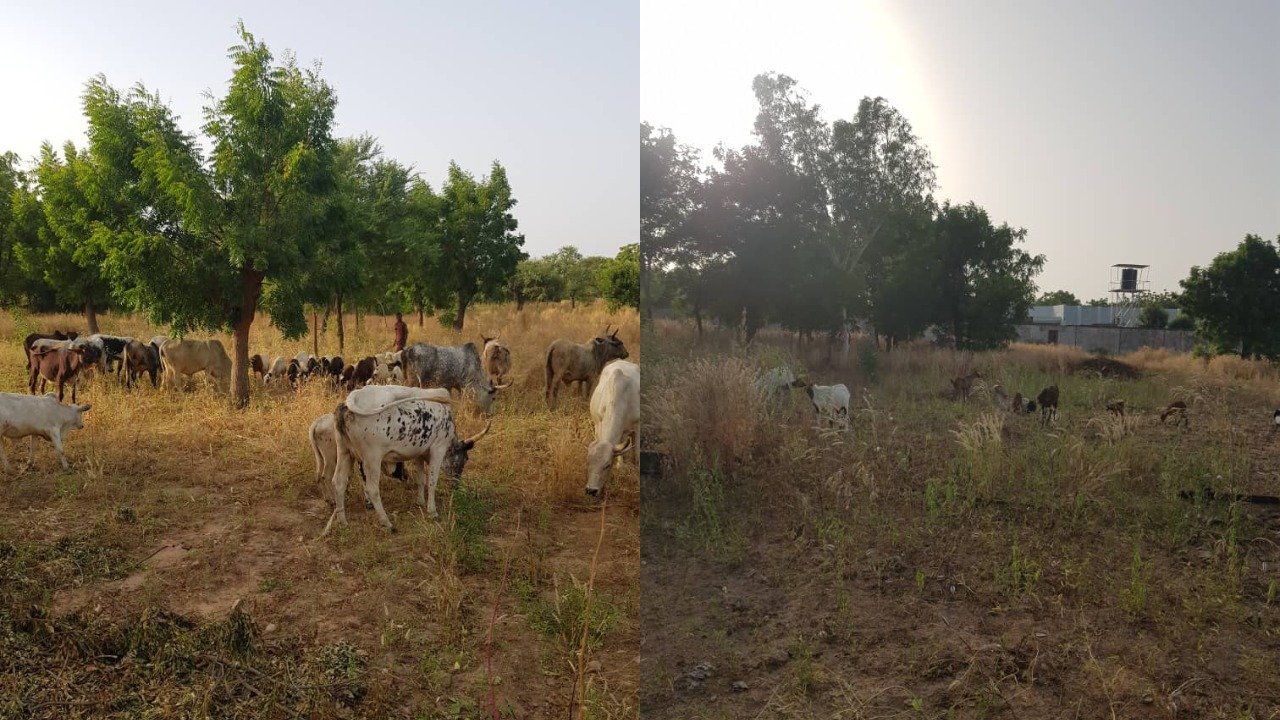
[78,404,92,413]
[593,337,606,344]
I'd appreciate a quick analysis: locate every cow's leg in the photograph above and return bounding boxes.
[362,457,394,531]
[57,380,65,403]
[329,446,354,529]
[425,449,445,519]
[415,459,427,507]
[50,429,68,470]
[0,436,9,473]
[547,376,560,409]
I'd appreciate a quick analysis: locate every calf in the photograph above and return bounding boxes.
[481,336,511,385]
[1037,385,1060,426]
[586,360,639,496]
[0,393,91,472]
[124,340,160,389]
[324,385,490,532]
[799,381,851,431]
[29,345,91,403]
[545,326,629,409]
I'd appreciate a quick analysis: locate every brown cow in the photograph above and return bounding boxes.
[28,345,90,403]
[545,326,629,409]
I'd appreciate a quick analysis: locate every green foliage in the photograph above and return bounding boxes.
[420,162,525,329]
[642,74,1042,347]
[599,243,640,311]
[1037,289,1080,305]
[1179,234,1280,359]
[1139,302,1169,329]
[1168,313,1194,330]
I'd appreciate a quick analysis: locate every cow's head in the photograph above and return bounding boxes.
[586,434,635,497]
[472,376,512,415]
[445,420,491,480]
[69,403,92,430]
[593,325,629,363]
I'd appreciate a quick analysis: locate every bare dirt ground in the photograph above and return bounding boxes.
[0,304,638,719]
[642,324,1280,719]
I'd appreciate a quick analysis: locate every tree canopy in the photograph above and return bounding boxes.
[1179,234,1280,359]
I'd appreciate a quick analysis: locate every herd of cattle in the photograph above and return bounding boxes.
[3,325,639,531]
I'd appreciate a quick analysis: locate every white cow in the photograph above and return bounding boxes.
[799,382,851,431]
[586,360,639,497]
[324,385,490,533]
[0,393,92,471]
[159,338,231,391]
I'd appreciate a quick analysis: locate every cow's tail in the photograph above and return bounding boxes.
[334,403,350,438]
[545,347,555,389]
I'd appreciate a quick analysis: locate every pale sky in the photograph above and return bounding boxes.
[1,0,638,259]
[642,0,1280,300]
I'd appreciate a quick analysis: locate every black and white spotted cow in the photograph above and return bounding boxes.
[323,385,491,533]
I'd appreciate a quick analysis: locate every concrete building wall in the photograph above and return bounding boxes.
[1015,324,1196,353]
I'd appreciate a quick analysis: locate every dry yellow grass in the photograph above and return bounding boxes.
[0,301,640,718]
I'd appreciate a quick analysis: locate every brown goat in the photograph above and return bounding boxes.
[1105,399,1126,417]
[950,370,982,401]
[1160,401,1189,428]
[28,345,90,403]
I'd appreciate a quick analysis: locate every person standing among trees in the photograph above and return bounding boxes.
[393,312,408,352]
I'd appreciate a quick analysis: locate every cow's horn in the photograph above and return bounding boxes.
[612,436,635,456]
[463,420,492,445]
[492,381,512,391]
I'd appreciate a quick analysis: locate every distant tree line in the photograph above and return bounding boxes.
[0,24,637,406]
[642,73,1045,350]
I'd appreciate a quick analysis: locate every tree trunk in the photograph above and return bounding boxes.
[417,303,425,328]
[230,269,263,409]
[84,299,99,335]
[312,311,319,357]
[514,288,525,312]
[335,293,345,354]
[453,293,470,332]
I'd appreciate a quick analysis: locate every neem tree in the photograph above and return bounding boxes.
[90,23,337,407]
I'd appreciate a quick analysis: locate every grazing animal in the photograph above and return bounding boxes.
[798,381,851,431]
[23,331,76,369]
[1160,400,1189,428]
[481,336,511,385]
[0,393,91,472]
[249,354,269,380]
[544,327,630,409]
[756,366,799,396]
[991,383,1010,408]
[1010,392,1036,414]
[325,385,490,532]
[346,357,377,390]
[586,360,640,497]
[28,345,91,403]
[158,339,232,392]
[1273,409,1280,432]
[308,413,404,509]
[402,343,509,414]
[1036,385,1060,426]
[124,340,161,388]
[340,364,356,387]
[1105,399,1126,417]
[263,356,290,385]
[322,356,345,386]
[951,370,983,401]
[372,353,403,385]
[87,334,132,377]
